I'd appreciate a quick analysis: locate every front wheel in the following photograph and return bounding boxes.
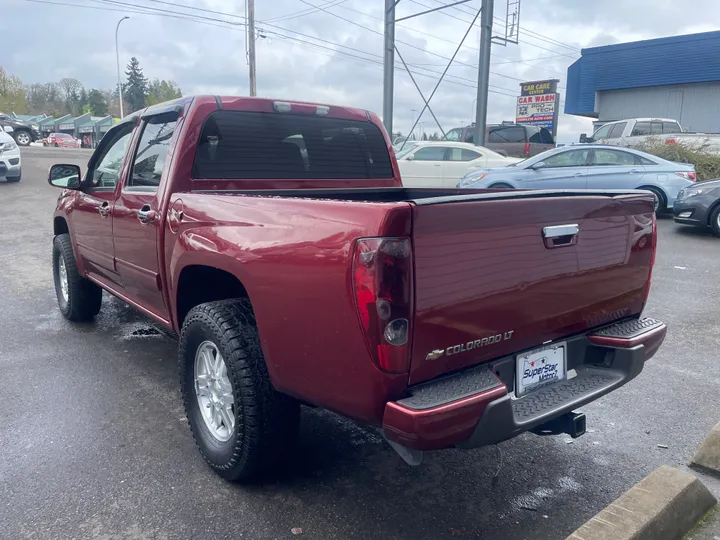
[179,299,300,482]
[710,206,720,238]
[52,234,102,321]
[14,131,31,146]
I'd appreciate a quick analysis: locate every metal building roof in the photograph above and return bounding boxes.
[564,31,720,118]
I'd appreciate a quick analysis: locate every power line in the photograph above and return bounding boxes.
[316,2,569,79]
[264,0,349,23]
[421,0,580,53]
[18,0,520,99]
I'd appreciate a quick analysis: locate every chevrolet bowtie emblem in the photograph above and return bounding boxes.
[425,349,445,361]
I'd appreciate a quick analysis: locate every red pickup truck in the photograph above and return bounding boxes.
[48,96,666,481]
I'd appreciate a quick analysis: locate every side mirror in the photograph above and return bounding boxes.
[406,153,415,161]
[48,164,82,189]
[531,161,546,170]
[579,133,587,143]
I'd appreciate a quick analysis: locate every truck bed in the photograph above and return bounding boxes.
[192,186,646,205]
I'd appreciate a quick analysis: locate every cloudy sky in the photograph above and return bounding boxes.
[2,0,719,142]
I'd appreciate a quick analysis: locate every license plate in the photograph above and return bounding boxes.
[516,342,567,397]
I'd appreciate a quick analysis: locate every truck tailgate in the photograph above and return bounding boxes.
[409,193,655,385]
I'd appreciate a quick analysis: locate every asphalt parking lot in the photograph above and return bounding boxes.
[2,146,720,540]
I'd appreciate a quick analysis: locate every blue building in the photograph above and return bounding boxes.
[565,31,720,132]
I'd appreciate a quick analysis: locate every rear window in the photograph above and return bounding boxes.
[488,126,526,143]
[193,111,393,179]
[663,121,681,133]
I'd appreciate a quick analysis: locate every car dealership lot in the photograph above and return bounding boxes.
[1,146,719,540]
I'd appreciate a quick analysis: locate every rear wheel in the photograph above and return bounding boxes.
[179,299,300,482]
[488,182,514,189]
[14,131,31,146]
[710,206,720,238]
[640,186,666,217]
[52,234,102,321]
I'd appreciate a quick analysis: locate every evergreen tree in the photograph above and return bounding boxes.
[146,79,183,105]
[86,89,109,116]
[124,57,148,112]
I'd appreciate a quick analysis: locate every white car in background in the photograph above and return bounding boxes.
[0,129,22,183]
[395,141,520,188]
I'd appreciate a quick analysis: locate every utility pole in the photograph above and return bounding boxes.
[248,0,257,96]
[382,0,396,135]
[474,0,494,146]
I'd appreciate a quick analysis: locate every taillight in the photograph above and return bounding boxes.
[524,142,530,154]
[665,137,677,145]
[643,214,658,309]
[675,171,696,182]
[352,238,412,373]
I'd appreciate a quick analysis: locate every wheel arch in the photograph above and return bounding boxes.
[706,198,720,227]
[638,185,667,205]
[54,216,69,236]
[175,264,251,330]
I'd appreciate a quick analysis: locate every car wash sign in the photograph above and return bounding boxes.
[516,79,560,136]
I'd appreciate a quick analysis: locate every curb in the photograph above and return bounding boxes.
[691,422,720,478]
[566,465,716,540]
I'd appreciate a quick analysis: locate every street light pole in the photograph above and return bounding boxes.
[248,0,257,96]
[115,16,130,118]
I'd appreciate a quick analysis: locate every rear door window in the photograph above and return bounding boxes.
[592,149,636,166]
[539,128,554,144]
[608,122,627,139]
[631,122,652,136]
[193,111,393,179]
[413,146,447,161]
[129,114,178,189]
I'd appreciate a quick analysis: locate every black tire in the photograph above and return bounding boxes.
[6,172,20,183]
[14,130,31,146]
[54,142,59,147]
[639,186,666,217]
[488,182,514,189]
[710,205,720,238]
[179,299,300,482]
[52,234,102,321]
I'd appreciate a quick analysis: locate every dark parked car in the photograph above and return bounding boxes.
[444,123,555,158]
[673,179,720,237]
[0,113,42,146]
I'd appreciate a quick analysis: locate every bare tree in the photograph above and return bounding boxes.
[58,78,82,102]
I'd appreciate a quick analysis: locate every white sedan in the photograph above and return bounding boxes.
[395,141,520,188]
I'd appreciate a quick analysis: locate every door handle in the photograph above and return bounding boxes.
[629,169,641,174]
[97,202,110,218]
[137,205,156,224]
[574,172,584,177]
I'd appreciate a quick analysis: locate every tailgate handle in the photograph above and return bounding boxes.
[542,224,579,248]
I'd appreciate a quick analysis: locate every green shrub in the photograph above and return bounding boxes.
[635,140,720,181]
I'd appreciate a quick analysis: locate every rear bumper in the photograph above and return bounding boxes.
[383,318,666,451]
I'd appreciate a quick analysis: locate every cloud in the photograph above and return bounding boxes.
[3,0,720,143]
